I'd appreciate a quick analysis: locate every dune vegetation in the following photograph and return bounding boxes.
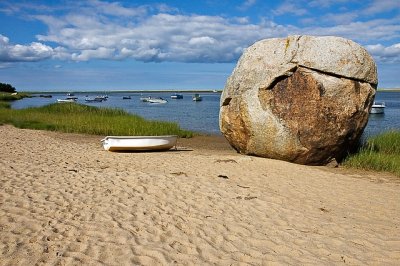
[0,102,194,137]
[343,130,400,176]
[0,92,30,101]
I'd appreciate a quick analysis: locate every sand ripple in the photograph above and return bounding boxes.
[0,125,399,265]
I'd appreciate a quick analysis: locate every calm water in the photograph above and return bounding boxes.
[11,91,400,136]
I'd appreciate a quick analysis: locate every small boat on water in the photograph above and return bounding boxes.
[148,98,168,104]
[66,96,78,100]
[140,96,152,102]
[171,94,183,99]
[122,96,131,99]
[101,135,178,151]
[370,102,385,114]
[193,93,202,101]
[85,97,102,102]
[95,95,108,101]
[57,98,76,103]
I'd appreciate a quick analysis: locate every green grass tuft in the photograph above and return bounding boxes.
[343,130,400,176]
[0,102,194,137]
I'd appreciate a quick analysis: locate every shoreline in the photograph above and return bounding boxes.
[19,88,400,94]
[1,125,399,264]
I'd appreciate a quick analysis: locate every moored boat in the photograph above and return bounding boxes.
[370,102,385,114]
[192,93,202,101]
[171,93,183,99]
[140,96,152,102]
[85,97,103,102]
[148,98,168,104]
[66,96,78,100]
[57,98,76,103]
[101,135,178,151]
[95,95,107,101]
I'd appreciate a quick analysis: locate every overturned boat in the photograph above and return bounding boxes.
[101,135,178,151]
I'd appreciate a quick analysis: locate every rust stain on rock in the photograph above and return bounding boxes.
[220,99,250,153]
[259,68,371,164]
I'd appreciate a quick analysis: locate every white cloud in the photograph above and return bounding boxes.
[0,34,54,62]
[71,47,116,61]
[319,12,359,25]
[273,1,308,16]
[30,11,289,63]
[87,0,147,17]
[188,36,216,46]
[1,0,400,65]
[238,0,257,11]
[301,18,400,43]
[365,43,400,63]
[362,0,400,16]
[307,0,351,9]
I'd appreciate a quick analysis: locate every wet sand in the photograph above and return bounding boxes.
[0,125,399,265]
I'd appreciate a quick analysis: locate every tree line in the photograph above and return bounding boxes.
[0,83,17,93]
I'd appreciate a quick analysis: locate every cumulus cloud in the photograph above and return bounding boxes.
[1,0,400,64]
[273,0,308,16]
[31,11,289,63]
[366,43,400,63]
[86,0,147,17]
[71,47,116,61]
[362,0,400,16]
[0,34,54,62]
[301,18,400,43]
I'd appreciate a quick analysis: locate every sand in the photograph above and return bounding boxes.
[0,124,399,265]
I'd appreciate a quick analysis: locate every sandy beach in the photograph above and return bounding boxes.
[0,124,399,265]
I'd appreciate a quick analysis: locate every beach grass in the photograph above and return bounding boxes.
[0,92,30,101]
[0,102,194,137]
[343,130,400,176]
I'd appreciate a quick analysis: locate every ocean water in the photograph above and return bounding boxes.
[11,91,400,136]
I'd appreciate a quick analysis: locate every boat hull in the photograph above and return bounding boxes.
[57,99,76,103]
[101,135,177,151]
[370,102,385,114]
[370,107,385,114]
[171,94,183,99]
[148,99,167,104]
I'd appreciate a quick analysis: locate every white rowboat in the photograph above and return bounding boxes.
[101,135,178,151]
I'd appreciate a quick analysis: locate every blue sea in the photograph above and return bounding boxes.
[11,91,400,137]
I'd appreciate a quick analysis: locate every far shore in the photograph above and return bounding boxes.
[21,89,224,94]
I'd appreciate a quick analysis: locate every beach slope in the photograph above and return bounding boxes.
[0,125,399,265]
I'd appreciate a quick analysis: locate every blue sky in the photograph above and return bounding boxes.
[0,0,399,91]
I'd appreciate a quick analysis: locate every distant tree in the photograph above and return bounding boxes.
[0,83,16,93]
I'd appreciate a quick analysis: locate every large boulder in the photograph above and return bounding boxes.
[219,35,377,165]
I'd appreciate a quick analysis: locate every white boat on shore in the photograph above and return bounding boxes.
[101,135,178,151]
[370,102,385,114]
